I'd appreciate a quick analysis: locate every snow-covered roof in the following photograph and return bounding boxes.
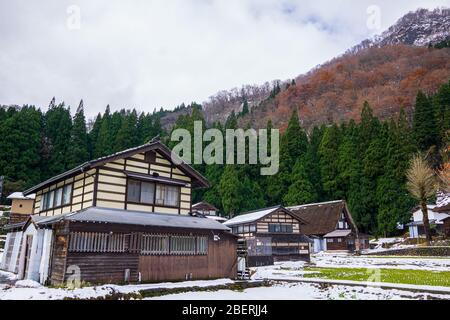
[7,192,35,200]
[436,191,450,209]
[287,200,344,211]
[224,206,282,226]
[324,229,352,238]
[205,215,228,222]
[412,206,450,225]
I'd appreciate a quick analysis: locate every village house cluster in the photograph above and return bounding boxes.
[1,139,372,285]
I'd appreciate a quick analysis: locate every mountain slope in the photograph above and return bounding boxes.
[243,45,450,131]
[159,7,450,131]
[351,8,450,53]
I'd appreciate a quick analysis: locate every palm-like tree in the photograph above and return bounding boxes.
[406,155,438,245]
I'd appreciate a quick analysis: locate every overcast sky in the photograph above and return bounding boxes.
[1,0,449,118]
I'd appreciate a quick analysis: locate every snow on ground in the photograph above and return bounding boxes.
[148,281,450,300]
[311,254,450,271]
[1,254,449,300]
[0,278,234,300]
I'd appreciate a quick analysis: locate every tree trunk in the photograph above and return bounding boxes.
[421,201,432,245]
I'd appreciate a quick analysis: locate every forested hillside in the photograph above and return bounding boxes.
[236,45,450,131]
[0,100,165,198]
[3,80,448,236]
[172,81,449,236]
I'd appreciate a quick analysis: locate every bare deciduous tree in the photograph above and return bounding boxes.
[406,155,438,245]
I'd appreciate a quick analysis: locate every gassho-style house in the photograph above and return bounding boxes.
[0,138,238,285]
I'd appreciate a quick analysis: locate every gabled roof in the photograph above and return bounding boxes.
[224,205,307,227]
[24,138,209,195]
[288,200,357,236]
[25,207,231,232]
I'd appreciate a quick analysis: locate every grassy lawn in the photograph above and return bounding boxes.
[303,267,450,287]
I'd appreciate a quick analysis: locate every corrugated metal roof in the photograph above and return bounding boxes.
[36,207,231,231]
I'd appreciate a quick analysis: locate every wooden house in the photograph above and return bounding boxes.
[407,205,450,238]
[443,216,450,238]
[288,200,369,253]
[224,206,311,267]
[192,201,227,223]
[1,139,238,285]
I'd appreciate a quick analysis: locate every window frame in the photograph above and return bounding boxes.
[268,223,293,234]
[40,183,73,212]
[127,178,180,208]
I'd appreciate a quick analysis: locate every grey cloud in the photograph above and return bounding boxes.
[0,0,449,119]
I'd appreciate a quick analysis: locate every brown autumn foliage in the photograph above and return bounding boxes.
[242,45,450,131]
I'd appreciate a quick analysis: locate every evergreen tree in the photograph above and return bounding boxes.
[267,111,308,205]
[114,109,139,151]
[94,106,112,158]
[67,100,90,169]
[0,106,43,188]
[283,159,318,206]
[377,110,415,235]
[433,81,450,145]
[413,91,439,152]
[88,113,102,158]
[42,101,72,177]
[319,124,342,200]
[219,165,243,217]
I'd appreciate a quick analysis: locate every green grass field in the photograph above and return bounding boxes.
[303,267,450,287]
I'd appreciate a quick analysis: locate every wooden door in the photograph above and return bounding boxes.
[23,235,33,279]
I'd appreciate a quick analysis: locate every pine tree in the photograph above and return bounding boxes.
[114,109,139,151]
[376,110,415,235]
[267,111,308,205]
[67,100,90,169]
[434,81,450,146]
[283,158,318,206]
[0,106,43,188]
[219,165,243,217]
[43,101,72,177]
[94,106,112,158]
[88,113,102,158]
[413,91,439,152]
[319,124,342,200]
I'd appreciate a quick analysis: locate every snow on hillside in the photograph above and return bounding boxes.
[350,8,450,53]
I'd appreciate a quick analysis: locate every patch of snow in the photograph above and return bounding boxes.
[224,207,280,226]
[0,278,235,300]
[147,282,450,300]
[311,254,450,271]
[15,280,42,288]
[0,267,17,282]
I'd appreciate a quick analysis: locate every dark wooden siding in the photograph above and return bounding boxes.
[66,253,139,284]
[138,233,236,282]
[50,221,237,285]
[326,237,352,251]
[444,219,450,238]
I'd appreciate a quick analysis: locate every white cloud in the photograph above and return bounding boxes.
[0,0,449,118]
